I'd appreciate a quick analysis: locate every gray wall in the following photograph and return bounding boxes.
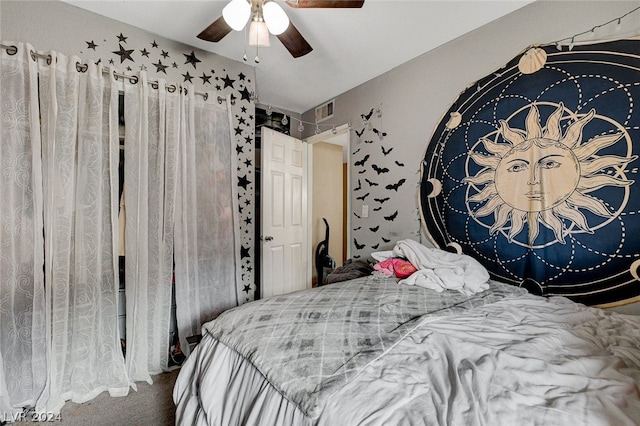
[1,0,259,302]
[300,1,640,314]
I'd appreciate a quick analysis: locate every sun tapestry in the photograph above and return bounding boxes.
[420,39,640,307]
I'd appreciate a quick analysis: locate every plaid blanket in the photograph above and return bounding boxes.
[203,276,525,417]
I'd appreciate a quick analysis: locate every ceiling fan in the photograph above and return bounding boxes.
[197,0,365,59]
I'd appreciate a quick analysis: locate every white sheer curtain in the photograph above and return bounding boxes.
[174,92,240,356]
[36,50,129,412]
[123,73,179,382]
[0,42,47,417]
[1,41,239,414]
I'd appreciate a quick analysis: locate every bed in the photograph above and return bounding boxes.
[173,240,640,425]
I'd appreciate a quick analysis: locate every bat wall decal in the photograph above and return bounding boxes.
[361,108,374,123]
[381,146,393,156]
[386,178,406,191]
[356,192,370,201]
[354,238,365,250]
[374,197,390,204]
[354,154,370,167]
[372,128,387,139]
[365,178,378,186]
[384,210,398,221]
[372,164,389,174]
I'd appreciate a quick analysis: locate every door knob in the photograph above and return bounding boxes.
[261,235,274,242]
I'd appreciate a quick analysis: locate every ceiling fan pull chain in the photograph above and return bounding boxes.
[243,24,248,62]
[255,43,260,63]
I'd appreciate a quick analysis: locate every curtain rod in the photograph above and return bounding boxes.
[1,43,234,105]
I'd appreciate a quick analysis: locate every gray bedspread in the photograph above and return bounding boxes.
[202,276,526,418]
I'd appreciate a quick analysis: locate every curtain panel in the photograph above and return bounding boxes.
[174,90,241,357]
[0,41,239,415]
[36,51,130,413]
[0,42,47,417]
[123,74,180,382]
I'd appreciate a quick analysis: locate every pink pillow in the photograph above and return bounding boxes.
[391,258,417,278]
[373,257,417,279]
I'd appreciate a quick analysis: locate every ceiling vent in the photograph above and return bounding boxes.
[315,99,335,123]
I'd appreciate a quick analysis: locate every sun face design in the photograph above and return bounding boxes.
[464,102,637,246]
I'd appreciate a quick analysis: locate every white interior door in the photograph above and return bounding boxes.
[261,127,309,298]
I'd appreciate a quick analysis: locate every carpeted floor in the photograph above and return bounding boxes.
[57,369,180,426]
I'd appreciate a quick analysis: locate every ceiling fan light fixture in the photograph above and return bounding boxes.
[222,0,251,31]
[263,1,290,35]
[249,20,271,47]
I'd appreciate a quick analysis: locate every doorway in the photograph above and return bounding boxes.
[306,125,351,286]
[254,107,350,296]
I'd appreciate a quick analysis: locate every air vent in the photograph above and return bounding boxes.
[315,99,335,123]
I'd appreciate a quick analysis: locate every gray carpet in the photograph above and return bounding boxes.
[57,369,180,425]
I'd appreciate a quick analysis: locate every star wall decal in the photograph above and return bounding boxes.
[86,40,98,50]
[238,87,252,102]
[221,74,235,89]
[200,73,212,84]
[112,44,134,63]
[183,51,201,69]
[238,175,251,190]
[117,33,128,43]
[238,72,246,80]
[182,71,194,83]
[140,48,150,57]
[151,40,158,48]
[153,60,168,74]
[161,50,169,59]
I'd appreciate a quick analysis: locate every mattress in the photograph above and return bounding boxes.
[173,276,640,425]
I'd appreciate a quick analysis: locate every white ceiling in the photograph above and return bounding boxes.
[62,0,534,113]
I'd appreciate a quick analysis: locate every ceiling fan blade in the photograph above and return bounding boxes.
[197,16,233,42]
[286,0,364,8]
[277,22,313,58]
